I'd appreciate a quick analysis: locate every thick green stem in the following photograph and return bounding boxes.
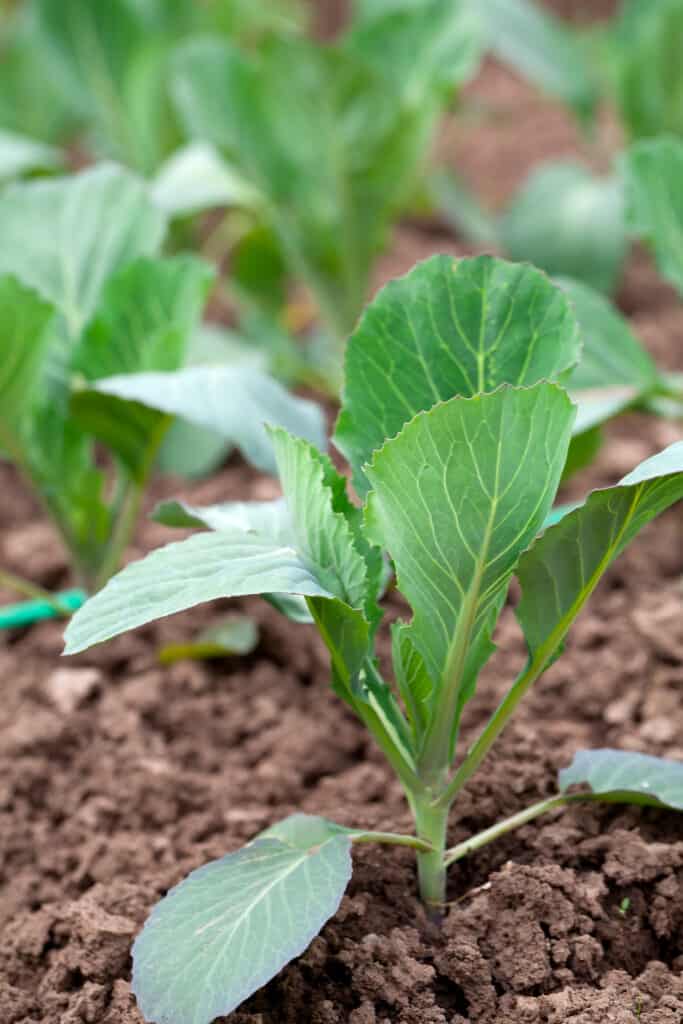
[413,799,449,912]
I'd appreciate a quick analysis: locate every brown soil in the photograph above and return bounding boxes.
[2,31,683,1024]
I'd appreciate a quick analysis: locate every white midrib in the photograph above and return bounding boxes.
[417,416,505,783]
[418,499,497,781]
[193,845,311,940]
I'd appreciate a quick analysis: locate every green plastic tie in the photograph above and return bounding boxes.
[0,588,87,630]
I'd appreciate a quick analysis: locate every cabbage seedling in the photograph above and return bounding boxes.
[0,164,325,603]
[0,0,309,176]
[171,1,483,362]
[65,256,683,1024]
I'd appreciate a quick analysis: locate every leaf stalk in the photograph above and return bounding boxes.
[351,831,434,853]
[444,794,571,867]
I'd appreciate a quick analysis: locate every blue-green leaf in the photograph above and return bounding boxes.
[34,0,179,173]
[517,442,683,665]
[172,10,482,337]
[560,749,683,811]
[132,815,353,1024]
[152,497,291,537]
[271,429,369,610]
[155,323,267,480]
[0,164,166,337]
[68,255,213,481]
[265,429,412,766]
[63,531,335,654]
[347,0,483,98]
[152,496,313,624]
[73,255,214,379]
[391,622,433,744]
[89,366,327,475]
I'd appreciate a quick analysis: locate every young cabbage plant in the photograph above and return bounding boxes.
[0,164,325,601]
[171,0,483,375]
[64,256,683,1024]
[0,0,308,175]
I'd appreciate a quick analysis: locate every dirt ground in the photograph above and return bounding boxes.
[2,9,683,1024]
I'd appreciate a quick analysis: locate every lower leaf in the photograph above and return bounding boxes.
[560,749,683,811]
[132,816,353,1024]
